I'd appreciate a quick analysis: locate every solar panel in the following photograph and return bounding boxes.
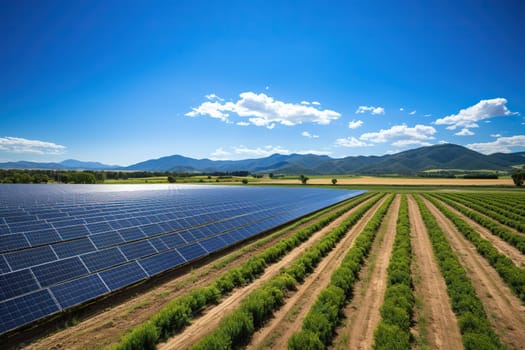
[0,184,365,335]
[50,274,109,309]
[99,262,148,291]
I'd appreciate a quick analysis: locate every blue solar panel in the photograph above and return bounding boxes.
[0,269,40,301]
[55,224,90,239]
[0,234,30,252]
[177,243,208,261]
[52,238,96,259]
[139,249,186,276]
[119,240,156,260]
[50,274,109,309]
[81,248,127,273]
[0,184,365,334]
[32,257,89,288]
[24,228,61,246]
[0,289,59,334]
[118,227,145,242]
[99,262,148,291]
[90,231,124,249]
[5,246,57,271]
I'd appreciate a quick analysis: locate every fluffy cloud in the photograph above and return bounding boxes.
[312,101,321,106]
[210,145,330,160]
[455,128,474,136]
[236,121,250,126]
[0,137,66,155]
[467,135,525,154]
[302,131,319,139]
[360,124,436,147]
[399,108,404,112]
[409,110,416,115]
[186,92,341,128]
[355,106,385,115]
[205,93,224,101]
[335,137,370,147]
[348,119,363,129]
[435,98,517,134]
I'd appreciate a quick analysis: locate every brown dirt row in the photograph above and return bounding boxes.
[23,198,363,350]
[407,195,462,350]
[158,195,380,350]
[246,195,393,350]
[422,197,525,350]
[340,195,400,350]
[434,197,525,268]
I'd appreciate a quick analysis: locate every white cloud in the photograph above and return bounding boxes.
[335,137,370,147]
[210,147,232,160]
[186,92,341,128]
[435,98,517,134]
[355,105,385,115]
[491,133,501,138]
[438,140,449,144]
[360,124,436,147]
[312,101,321,106]
[424,114,432,117]
[302,131,319,139]
[265,86,270,90]
[0,137,66,155]
[409,110,416,115]
[348,119,364,129]
[467,135,525,154]
[212,145,330,160]
[205,93,224,101]
[455,128,475,136]
[400,108,404,112]
[233,145,290,157]
[300,101,310,105]
[236,121,250,126]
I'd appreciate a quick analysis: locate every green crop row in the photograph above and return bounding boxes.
[414,196,503,350]
[191,194,388,350]
[110,192,377,350]
[373,195,414,349]
[462,194,525,216]
[288,194,395,349]
[430,193,525,254]
[424,194,525,302]
[441,193,525,233]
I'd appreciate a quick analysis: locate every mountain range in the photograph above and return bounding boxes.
[1,144,524,175]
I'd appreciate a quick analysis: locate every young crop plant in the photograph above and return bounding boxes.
[288,194,395,349]
[373,195,414,349]
[414,195,503,350]
[424,194,525,303]
[430,193,525,254]
[191,194,389,350]
[111,192,377,350]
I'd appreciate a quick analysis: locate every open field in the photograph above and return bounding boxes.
[7,187,525,350]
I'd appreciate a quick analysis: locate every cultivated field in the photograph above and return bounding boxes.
[15,189,525,350]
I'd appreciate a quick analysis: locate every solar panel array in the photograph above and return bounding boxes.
[0,184,365,334]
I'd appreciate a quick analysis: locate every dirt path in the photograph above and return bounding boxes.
[158,196,379,350]
[335,195,399,350]
[246,196,391,350]
[422,197,525,350]
[23,199,359,350]
[434,197,525,268]
[407,195,462,350]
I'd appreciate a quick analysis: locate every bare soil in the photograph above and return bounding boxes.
[22,200,357,350]
[422,197,525,350]
[246,195,390,350]
[158,196,378,350]
[329,195,400,350]
[407,195,462,350]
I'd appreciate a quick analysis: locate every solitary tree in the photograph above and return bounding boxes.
[511,170,525,186]
[242,178,249,184]
[331,178,337,185]
[299,174,309,185]
[167,176,176,183]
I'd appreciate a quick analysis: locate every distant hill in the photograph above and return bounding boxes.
[1,144,524,174]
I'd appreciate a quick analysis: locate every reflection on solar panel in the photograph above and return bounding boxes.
[0,184,365,334]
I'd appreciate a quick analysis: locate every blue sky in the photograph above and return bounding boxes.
[1,0,524,166]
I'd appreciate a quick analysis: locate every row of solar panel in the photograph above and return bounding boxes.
[0,210,303,333]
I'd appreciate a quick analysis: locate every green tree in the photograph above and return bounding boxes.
[242,179,248,184]
[167,176,176,183]
[331,178,337,185]
[511,170,525,187]
[299,174,309,185]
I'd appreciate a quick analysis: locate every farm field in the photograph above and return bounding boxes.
[6,188,525,350]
